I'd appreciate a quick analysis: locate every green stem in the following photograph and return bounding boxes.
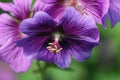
[36,61,46,80]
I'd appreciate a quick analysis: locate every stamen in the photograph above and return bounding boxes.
[54,45,58,49]
[46,46,52,49]
[48,43,53,45]
[46,42,63,54]
[55,48,63,53]
[46,34,62,54]
[51,48,58,51]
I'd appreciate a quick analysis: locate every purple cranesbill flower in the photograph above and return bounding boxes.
[0,0,45,72]
[17,7,99,68]
[41,0,109,24]
[102,0,120,28]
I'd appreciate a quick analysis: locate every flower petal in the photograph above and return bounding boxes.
[0,14,18,47]
[54,50,71,68]
[102,0,120,28]
[59,7,99,41]
[0,14,32,72]
[17,36,48,56]
[43,3,65,22]
[33,0,48,13]
[0,0,32,20]
[33,0,65,22]
[20,11,57,36]
[0,42,32,73]
[68,36,98,61]
[58,7,99,61]
[0,2,15,14]
[37,48,71,68]
[81,0,109,24]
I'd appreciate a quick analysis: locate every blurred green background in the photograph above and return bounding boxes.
[1,0,120,80]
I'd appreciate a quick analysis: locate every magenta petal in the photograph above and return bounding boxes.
[0,14,18,47]
[81,0,109,24]
[43,3,65,22]
[0,0,32,20]
[33,0,65,22]
[13,0,32,20]
[0,14,32,72]
[0,43,32,72]
[33,0,47,13]
[0,2,14,11]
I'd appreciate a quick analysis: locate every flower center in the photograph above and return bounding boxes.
[46,34,62,54]
[65,0,87,15]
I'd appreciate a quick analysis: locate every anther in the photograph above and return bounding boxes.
[46,42,62,54]
[54,45,58,49]
[55,48,63,53]
[46,46,52,49]
[48,43,53,45]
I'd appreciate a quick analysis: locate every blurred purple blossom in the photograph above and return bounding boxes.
[102,0,120,28]
[41,0,109,24]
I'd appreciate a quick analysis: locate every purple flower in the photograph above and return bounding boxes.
[41,0,109,24]
[102,0,120,28]
[0,0,45,72]
[17,7,99,68]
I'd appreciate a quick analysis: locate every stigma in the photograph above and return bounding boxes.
[46,34,62,54]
